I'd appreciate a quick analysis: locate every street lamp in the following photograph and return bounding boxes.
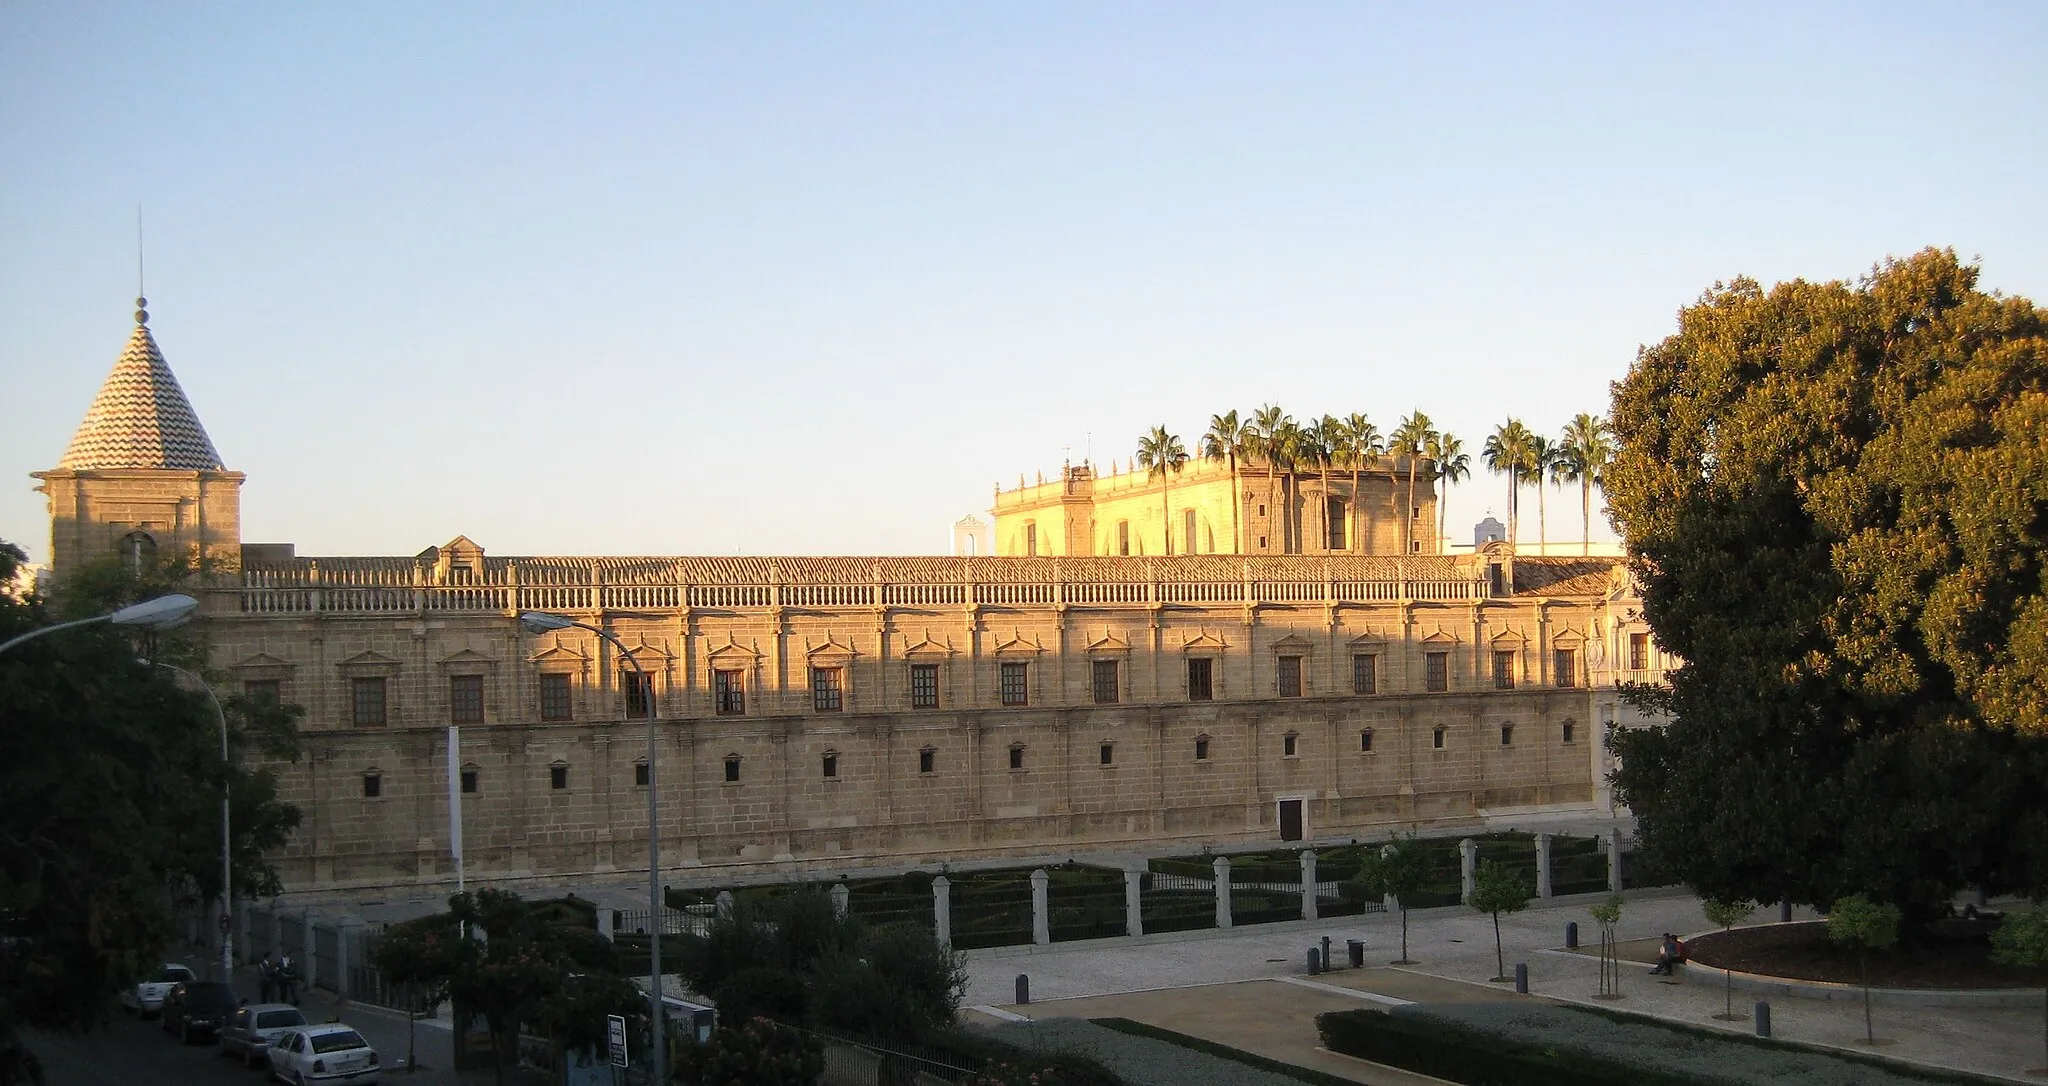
[153,661,234,984]
[517,611,665,1084]
[0,592,199,656]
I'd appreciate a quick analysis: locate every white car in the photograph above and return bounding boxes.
[120,963,196,1017]
[219,1003,309,1068]
[265,1024,379,1085]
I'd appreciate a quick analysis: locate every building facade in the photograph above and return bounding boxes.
[33,305,1671,899]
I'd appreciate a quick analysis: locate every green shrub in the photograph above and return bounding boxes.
[1315,1009,1701,1086]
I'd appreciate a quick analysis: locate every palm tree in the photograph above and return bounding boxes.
[1272,419,1306,553]
[1136,425,1190,555]
[1305,415,1342,551]
[1249,404,1291,553]
[1201,410,1252,554]
[1483,419,1536,545]
[1557,413,1615,555]
[1428,431,1470,555]
[1529,434,1559,554]
[1343,413,1382,553]
[1390,412,1436,556]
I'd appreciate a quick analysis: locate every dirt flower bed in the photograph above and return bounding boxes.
[1688,921,2048,988]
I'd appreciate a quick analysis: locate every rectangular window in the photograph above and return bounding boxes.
[909,663,939,708]
[1432,726,1446,750]
[1500,724,1514,747]
[550,764,569,790]
[1562,722,1577,745]
[623,672,653,719]
[1194,737,1210,761]
[1187,658,1214,701]
[460,768,478,793]
[1000,662,1029,706]
[634,762,649,786]
[449,674,484,724]
[244,679,280,705]
[822,752,838,778]
[1118,521,1130,556]
[1425,652,1449,693]
[1359,729,1374,753]
[361,773,381,798]
[1092,659,1120,704]
[1008,745,1025,770]
[1352,654,1378,695]
[811,667,844,712]
[1326,497,1346,550]
[1488,562,1506,596]
[1554,649,1577,688]
[539,673,573,722]
[1184,509,1198,554]
[918,748,935,774]
[1277,655,1303,697]
[715,669,745,715]
[351,677,387,727]
[1026,523,1038,557]
[1493,651,1516,690]
[1099,742,1114,766]
[1283,733,1298,757]
[724,757,740,783]
[1629,632,1650,671]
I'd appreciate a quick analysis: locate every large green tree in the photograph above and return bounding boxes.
[1606,250,2048,917]
[0,541,304,1086]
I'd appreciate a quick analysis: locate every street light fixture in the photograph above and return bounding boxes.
[0,592,200,656]
[152,661,234,983]
[517,611,665,1084]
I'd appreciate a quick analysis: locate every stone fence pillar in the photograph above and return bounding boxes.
[1536,834,1553,899]
[932,877,952,947]
[1300,850,1318,921]
[1030,869,1051,946]
[596,907,616,941]
[1459,839,1477,903]
[1213,857,1233,929]
[1124,869,1144,937]
[829,883,850,920]
[1606,835,1624,893]
[715,891,735,919]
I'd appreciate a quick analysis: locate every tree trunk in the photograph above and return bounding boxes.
[1400,907,1410,963]
[1162,477,1172,556]
[1862,954,1874,1043]
[1581,477,1593,556]
[1266,468,1279,555]
[1537,479,1548,553]
[1352,462,1364,554]
[1437,471,1449,555]
[1229,456,1242,554]
[1405,461,1419,555]
[1492,912,1504,980]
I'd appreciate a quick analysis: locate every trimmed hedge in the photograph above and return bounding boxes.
[1316,1009,1703,1086]
[1092,1018,1358,1086]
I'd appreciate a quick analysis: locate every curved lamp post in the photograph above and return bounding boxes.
[154,661,234,983]
[518,611,663,1084]
[0,592,199,656]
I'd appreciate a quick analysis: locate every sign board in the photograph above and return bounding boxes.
[607,1013,627,1069]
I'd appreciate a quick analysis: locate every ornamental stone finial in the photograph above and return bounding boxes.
[135,297,149,325]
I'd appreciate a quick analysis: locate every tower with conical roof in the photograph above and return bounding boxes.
[32,297,245,577]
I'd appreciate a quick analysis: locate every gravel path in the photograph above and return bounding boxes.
[984,1018,1321,1086]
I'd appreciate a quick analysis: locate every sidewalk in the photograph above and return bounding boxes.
[961,894,2045,1084]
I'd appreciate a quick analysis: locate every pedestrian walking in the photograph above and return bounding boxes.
[277,952,299,1006]
[257,952,278,1003]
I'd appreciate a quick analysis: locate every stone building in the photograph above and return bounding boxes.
[32,303,1672,899]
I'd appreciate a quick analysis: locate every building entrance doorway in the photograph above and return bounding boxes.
[1278,798,1304,842]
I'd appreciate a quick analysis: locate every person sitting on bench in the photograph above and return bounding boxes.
[1649,932,1685,975]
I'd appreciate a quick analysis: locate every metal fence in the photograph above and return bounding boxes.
[278,913,306,961]
[804,1027,981,1086]
[1551,836,1612,895]
[1620,835,1679,890]
[312,924,339,993]
[1047,871,1126,942]
[947,874,1034,950]
[1140,871,1213,934]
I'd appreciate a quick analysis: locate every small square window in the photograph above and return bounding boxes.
[1562,722,1577,745]
[460,768,478,793]
[1283,732,1298,757]
[1432,727,1446,750]
[550,764,569,790]
[1000,662,1029,706]
[1493,651,1516,690]
[634,762,649,786]
[918,747,935,774]
[1099,742,1114,766]
[1008,745,1025,771]
[1352,654,1377,695]
[1359,729,1375,753]
[910,663,939,709]
[1500,724,1514,747]
[1425,652,1449,693]
[1092,659,1120,704]
[361,773,381,798]
[1277,655,1302,698]
[822,752,838,778]
[1187,658,1214,701]
[1194,737,1210,761]
[450,674,484,724]
[539,673,573,721]
[723,755,741,783]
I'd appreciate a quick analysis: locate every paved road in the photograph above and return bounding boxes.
[29,998,461,1086]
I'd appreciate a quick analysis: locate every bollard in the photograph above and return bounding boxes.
[1015,975,1030,1006]
[1514,963,1528,994]
[1565,921,1579,949]
[1347,939,1365,968]
[1779,901,1792,923]
[1307,948,1322,975]
[1754,1001,1771,1038]
[1321,936,1333,971]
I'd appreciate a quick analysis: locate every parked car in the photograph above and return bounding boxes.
[121,963,197,1017]
[265,1024,379,1085]
[220,1003,308,1069]
[161,980,239,1043]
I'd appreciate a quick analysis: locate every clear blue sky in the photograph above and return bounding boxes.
[4,2,2043,564]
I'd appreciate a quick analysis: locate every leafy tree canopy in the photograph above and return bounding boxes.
[1606,249,2048,912]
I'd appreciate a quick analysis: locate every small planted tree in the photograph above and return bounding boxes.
[1354,835,1431,964]
[1989,907,2048,1075]
[1589,894,1624,999]
[1467,860,1532,982]
[1827,894,1901,1045]
[1700,898,1755,1021]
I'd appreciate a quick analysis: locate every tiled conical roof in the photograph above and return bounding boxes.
[56,299,224,471]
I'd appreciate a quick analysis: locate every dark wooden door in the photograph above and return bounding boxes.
[1278,799,1304,842]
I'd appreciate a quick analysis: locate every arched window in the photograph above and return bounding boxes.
[121,530,157,572]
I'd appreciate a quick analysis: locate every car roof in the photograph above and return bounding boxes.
[292,1023,366,1037]
[242,1003,301,1013]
